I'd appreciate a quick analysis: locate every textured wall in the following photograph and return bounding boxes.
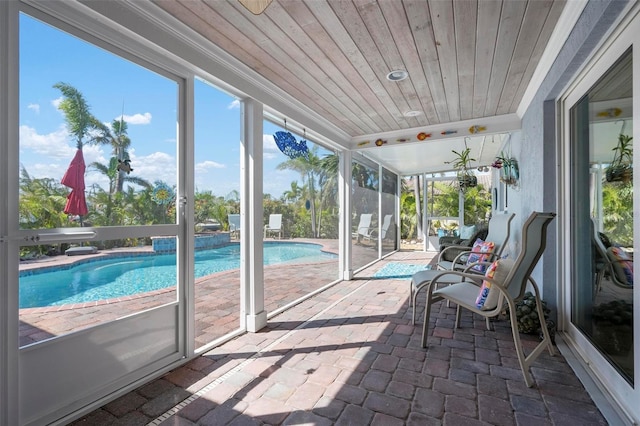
[516,0,628,315]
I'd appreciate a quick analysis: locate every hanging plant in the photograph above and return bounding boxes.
[605,134,633,183]
[492,151,519,187]
[446,144,477,191]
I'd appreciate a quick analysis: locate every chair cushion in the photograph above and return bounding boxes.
[466,239,495,273]
[475,259,512,310]
[607,247,633,286]
[459,225,477,240]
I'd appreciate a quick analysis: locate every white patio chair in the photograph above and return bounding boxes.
[409,212,515,321]
[437,212,515,271]
[264,214,282,239]
[228,214,240,239]
[352,213,373,243]
[419,211,557,387]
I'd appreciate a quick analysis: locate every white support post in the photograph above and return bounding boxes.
[341,150,353,280]
[0,2,19,423]
[395,173,401,252]
[378,164,383,259]
[241,99,267,332]
[422,173,428,252]
[181,76,196,355]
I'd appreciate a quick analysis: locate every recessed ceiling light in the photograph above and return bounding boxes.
[404,110,422,117]
[386,70,408,82]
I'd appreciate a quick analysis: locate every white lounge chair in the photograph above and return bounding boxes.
[352,213,373,243]
[419,211,557,387]
[379,214,393,241]
[264,214,282,239]
[409,212,515,321]
[228,214,240,239]
[437,212,515,271]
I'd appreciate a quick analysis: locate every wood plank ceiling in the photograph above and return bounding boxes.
[152,0,567,172]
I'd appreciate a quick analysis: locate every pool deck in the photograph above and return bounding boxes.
[66,248,610,426]
[19,238,387,348]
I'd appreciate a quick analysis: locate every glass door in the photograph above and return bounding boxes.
[16,10,186,424]
[193,77,242,350]
[569,49,634,384]
[562,10,639,421]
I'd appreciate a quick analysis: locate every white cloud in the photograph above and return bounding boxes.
[195,160,226,174]
[128,151,177,186]
[117,112,152,125]
[19,125,75,159]
[19,125,109,186]
[82,144,108,168]
[263,169,298,197]
[27,104,40,114]
[263,152,277,160]
[263,134,278,152]
[51,97,63,109]
[228,99,240,109]
[27,162,66,179]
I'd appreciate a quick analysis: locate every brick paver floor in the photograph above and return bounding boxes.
[69,250,609,425]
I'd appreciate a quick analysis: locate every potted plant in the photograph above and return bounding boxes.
[605,134,633,183]
[491,151,519,186]
[508,291,556,343]
[447,147,477,190]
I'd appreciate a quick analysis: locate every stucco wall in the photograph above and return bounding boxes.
[516,0,628,317]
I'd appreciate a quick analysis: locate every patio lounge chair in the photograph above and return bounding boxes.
[419,211,556,387]
[228,214,240,239]
[352,213,373,243]
[379,214,393,241]
[408,212,515,322]
[437,212,515,271]
[592,221,633,297]
[264,214,282,239]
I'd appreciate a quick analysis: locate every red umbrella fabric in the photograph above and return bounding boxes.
[61,149,88,216]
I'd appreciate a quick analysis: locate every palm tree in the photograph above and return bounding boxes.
[92,117,132,193]
[277,146,323,237]
[19,167,70,255]
[315,153,340,238]
[400,179,417,240]
[282,181,303,204]
[53,82,102,150]
[602,183,633,246]
[88,159,151,226]
[19,167,69,230]
[413,175,423,239]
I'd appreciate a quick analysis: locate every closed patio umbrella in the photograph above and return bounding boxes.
[61,149,88,218]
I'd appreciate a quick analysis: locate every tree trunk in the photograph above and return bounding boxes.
[115,148,125,193]
[413,175,422,240]
[308,172,317,237]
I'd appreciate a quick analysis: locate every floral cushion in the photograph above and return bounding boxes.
[466,239,495,273]
[607,247,633,286]
[475,259,513,310]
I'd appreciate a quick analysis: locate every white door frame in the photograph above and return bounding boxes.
[558,4,640,423]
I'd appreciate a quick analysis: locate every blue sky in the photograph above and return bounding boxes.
[19,13,329,199]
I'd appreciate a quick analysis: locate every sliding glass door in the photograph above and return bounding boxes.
[562,10,639,421]
[16,9,185,424]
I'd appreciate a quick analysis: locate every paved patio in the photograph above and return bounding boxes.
[68,250,608,426]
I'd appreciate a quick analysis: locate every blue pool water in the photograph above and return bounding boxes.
[19,242,336,308]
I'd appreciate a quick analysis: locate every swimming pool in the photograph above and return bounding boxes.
[19,242,337,308]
